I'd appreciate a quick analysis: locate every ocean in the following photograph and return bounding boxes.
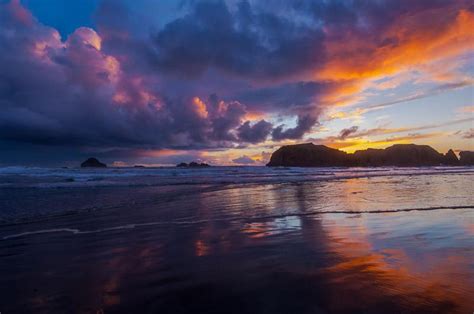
[0,166,473,313]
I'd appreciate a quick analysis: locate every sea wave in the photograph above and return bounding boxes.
[1,166,473,188]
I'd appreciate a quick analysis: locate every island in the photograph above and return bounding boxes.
[80,157,107,168]
[267,143,474,167]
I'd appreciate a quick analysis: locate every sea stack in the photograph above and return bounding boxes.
[81,157,107,168]
[443,149,459,165]
[266,143,349,167]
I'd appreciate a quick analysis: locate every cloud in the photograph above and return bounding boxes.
[151,1,325,80]
[462,128,474,139]
[338,126,359,140]
[344,118,474,140]
[236,120,273,143]
[236,81,334,112]
[457,105,474,113]
[0,0,331,160]
[272,115,319,141]
[0,2,277,153]
[311,118,474,150]
[232,155,256,165]
[316,3,474,82]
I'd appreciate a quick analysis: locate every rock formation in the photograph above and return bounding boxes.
[267,143,466,167]
[459,151,474,165]
[80,157,107,168]
[352,144,444,167]
[176,162,211,168]
[442,149,459,165]
[266,143,349,167]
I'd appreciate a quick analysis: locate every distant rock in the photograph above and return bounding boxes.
[442,149,459,165]
[81,157,107,168]
[133,165,146,168]
[459,151,474,165]
[267,143,459,167]
[176,162,211,168]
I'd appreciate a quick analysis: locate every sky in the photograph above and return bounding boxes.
[0,0,473,166]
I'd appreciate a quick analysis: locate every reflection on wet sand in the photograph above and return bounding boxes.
[321,213,474,313]
[242,216,302,239]
[0,174,473,313]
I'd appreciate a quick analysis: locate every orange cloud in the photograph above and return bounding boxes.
[457,105,474,113]
[74,27,102,50]
[326,107,372,121]
[319,9,474,82]
[243,111,267,121]
[193,97,209,119]
[315,7,474,116]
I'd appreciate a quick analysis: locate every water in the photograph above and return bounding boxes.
[1,165,473,188]
[0,166,473,313]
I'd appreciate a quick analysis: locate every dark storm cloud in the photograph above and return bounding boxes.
[293,0,464,32]
[0,0,332,161]
[151,0,325,79]
[0,0,278,156]
[236,120,273,143]
[205,94,246,142]
[0,1,332,162]
[272,115,319,141]
[237,81,333,111]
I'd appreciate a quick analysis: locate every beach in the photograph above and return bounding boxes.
[0,166,473,313]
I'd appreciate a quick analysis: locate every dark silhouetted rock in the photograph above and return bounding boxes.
[267,143,458,167]
[353,144,444,167]
[459,151,474,165]
[176,162,211,168]
[443,149,459,165]
[267,143,349,167]
[133,165,146,168]
[81,157,106,168]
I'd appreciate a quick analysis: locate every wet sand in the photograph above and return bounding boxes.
[0,172,473,313]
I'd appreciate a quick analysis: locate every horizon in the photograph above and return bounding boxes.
[0,0,473,167]
[1,142,469,168]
